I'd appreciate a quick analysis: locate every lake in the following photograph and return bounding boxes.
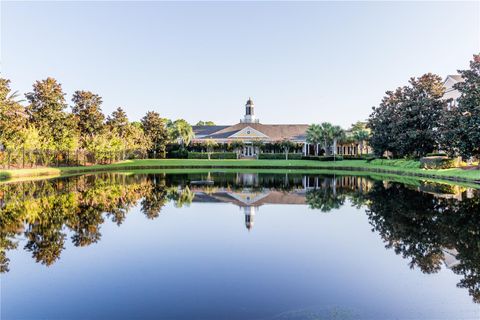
[1,171,479,319]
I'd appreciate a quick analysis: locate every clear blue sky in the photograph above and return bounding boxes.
[1,1,479,127]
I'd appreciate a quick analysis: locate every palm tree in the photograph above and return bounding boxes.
[331,125,345,160]
[306,124,322,156]
[319,122,334,156]
[170,119,195,146]
[353,129,369,156]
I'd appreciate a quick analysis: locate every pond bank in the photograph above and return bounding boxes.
[1,159,479,185]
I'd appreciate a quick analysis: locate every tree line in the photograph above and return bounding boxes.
[0,77,198,161]
[368,54,480,160]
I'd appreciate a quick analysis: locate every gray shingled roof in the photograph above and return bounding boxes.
[193,123,309,141]
[192,125,229,137]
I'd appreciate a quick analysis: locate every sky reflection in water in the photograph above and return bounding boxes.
[1,172,480,319]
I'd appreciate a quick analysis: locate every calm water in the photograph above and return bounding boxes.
[1,172,480,319]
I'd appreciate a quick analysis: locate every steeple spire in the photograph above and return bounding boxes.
[242,97,259,123]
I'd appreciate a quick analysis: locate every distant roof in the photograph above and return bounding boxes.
[192,125,229,137]
[446,75,464,83]
[193,123,309,141]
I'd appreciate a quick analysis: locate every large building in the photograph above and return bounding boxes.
[192,98,366,158]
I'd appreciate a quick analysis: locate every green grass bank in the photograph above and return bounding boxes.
[1,159,479,184]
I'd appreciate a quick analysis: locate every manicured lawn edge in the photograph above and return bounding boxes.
[1,159,479,185]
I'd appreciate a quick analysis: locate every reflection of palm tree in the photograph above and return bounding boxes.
[167,186,195,208]
[306,187,345,212]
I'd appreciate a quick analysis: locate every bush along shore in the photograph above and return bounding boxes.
[1,159,479,185]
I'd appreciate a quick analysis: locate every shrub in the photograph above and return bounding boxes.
[301,155,343,161]
[302,155,320,161]
[258,153,302,160]
[168,149,188,159]
[342,155,369,160]
[187,152,237,159]
[369,159,421,168]
[318,156,343,161]
[426,152,448,157]
[420,156,456,169]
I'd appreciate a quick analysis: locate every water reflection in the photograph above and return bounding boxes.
[1,172,479,303]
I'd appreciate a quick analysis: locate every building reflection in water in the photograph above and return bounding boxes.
[190,173,373,231]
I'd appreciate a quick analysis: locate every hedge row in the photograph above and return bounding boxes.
[302,155,344,161]
[187,152,237,159]
[167,149,188,159]
[258,153,303,160]
[420,156,456,169]
[342,155,371,160]
[426,152,448,157]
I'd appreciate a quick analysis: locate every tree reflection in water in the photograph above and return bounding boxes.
[0,172,479,302]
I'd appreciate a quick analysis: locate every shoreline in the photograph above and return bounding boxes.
[1,159,479,186]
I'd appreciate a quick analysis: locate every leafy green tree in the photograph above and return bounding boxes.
[203,139,218,160]
[26,78,78,151]
[279,139,295,160]
[231,140,245,157]
[369,74,446,158]
[441,54,480,161]
[141,111,169,157]
[123,122,151,153]
[368,88,402,157]
[71,90,105,141]
[106,107,129,137]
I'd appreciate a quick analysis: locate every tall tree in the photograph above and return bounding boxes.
[25,78,78,151]
[331,125,345,159]
[71,90,105,140]
[319,122,334,156]
[106,107,129,137]
[369,74,446,158]
[141,111,169,157]
[368,88,403,157]
[441,54,480,160]
[306,124,322,156]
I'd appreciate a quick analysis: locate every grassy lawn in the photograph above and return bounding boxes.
[1,158,479,184]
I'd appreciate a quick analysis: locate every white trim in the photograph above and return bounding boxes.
[228,126,269,139]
